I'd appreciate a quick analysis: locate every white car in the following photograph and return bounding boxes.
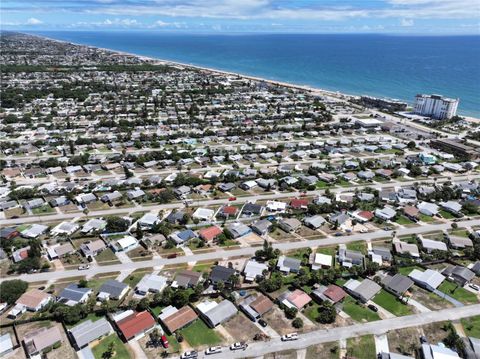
[281,333,299,341]
[468,283,479,291]
[230,342,248,350]
[205,346,222,355]
[78,264,90,270]
[180,351,197,359]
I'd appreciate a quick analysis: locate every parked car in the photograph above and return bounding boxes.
[229,197,237,201]
[180,351,198,359]
[258,319,268,327]
[205,346,222,355]
[420,336,428,344]
[230,342,248,350]
[281,333,298,341]
[468,283,479,291]
[78,264,90,270]
[161,335,169,348]
[368,304,378,312]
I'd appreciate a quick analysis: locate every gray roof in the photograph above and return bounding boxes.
[203,300,237,326]
[442,266,475,282]
[59,284,91,302]
[98,280,129,298]
[277,255,301,272]
[304,215,326,228]
[382,274,414,294]
[69,318,112,348]
[251,219,272,233]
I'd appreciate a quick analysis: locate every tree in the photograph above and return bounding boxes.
[78,279,88,288]
[106,216,130,232]
[292,317,303,328]
[102,341,115,359]
[172,289,190,307]
[284,306,298,319]
[0,280,28,304]
[316,302,337,324]
[136,297,150,311]
[216,280,225,293]
[124,166,134,179]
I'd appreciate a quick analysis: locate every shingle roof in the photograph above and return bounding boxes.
[162,306,198,333]
[69,318,112,348]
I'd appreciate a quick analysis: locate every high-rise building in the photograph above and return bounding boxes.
[413,94,459,119]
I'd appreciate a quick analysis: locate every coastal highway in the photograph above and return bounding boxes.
[3,218,479,284]
[194,304,480,359]
[1,174,478,226]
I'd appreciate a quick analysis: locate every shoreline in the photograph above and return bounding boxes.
[21,32,480,120]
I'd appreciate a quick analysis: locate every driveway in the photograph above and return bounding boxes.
[129,340,148,359]
[432,289,464,307]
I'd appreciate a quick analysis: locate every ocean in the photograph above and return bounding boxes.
[30,31,480,117]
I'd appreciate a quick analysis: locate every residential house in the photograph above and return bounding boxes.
[442,266,475,286]
[110,235,138,252]
[239,294,274,321]
[8,289,52,318]
[209,265,236,286]
[197,299,238,328]
[279,289,312,310]
[81,218,107,233]
[97,280,130,301]
[375,206,397,221]
[408,269,445,291]
[46,243,75,259]
[23,326,63,357]
[50,221,79,236]
[243,260,269,282]
[80,239,106,257]
[277,255,301,273]
[172,270,203,288]
[242,203,263,216]
[226,222,251,238]
[419,237,448,253]
[137,213,159,229]
[135,274,168,295]
[279,218,302,233]
[303,215,326,229]
[57,284,92,306]
[113,310,156,341]
[393,240,420,258]
[311,253,333,270]
[198,226,223,242]
[218,205,238,218]
[337,244,364,267]
[69,318,113,350]
[159,306,198,334]
[21,224,49,238]
[251,219,272,236]
[381,274,414,297]
[417,202,439,216]
[344,278,381,303]
[169,229,197,245]
[312,284,347,304]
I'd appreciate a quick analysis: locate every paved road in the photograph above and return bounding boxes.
[3,218,479,284]
[2,174,477,226]
[195,304,480,359]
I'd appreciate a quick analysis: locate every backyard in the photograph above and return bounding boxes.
[372,290,413,316]
[92,334,131,359]
[178,319,223,347]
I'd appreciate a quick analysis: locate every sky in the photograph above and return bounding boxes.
[1,0,480,35]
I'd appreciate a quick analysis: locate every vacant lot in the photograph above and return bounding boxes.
[387,327,421,357]
[346,335,375,359]
[409,286,454,310]
[306,342,340,359]
[223,313,262,342]
[178,319,223,347]
[372,290,413,316]
[421,321,449,344]
[263,306,297,335]
[138,331,180,358]
[92,334,131,359]
[95,248,121,265]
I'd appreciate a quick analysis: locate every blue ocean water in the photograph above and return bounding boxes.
[31,31,480,117]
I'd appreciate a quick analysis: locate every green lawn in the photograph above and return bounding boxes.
[395,215,414,225]
[342,296,380,322]
[449,229,470,238]
[439,210,455,219]
[178,320,223,347]
[398,265,423,276]
[96,248,121,264]
[66,312,105,328]
[32,205,55,214]
[92,334,131,359]
[438,281,478,304]
[419,214,435,223]
[192,262,214,273]
[150,305,164,318]
[303,303,321,323]
[461,316,480,338]
[346,335,376,359]
[316,246,337,257]
[372,290,413,316]
[346,241,367,255]
[123,273,144,288]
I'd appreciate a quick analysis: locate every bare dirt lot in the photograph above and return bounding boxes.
[409,286,454,310]
[387,327,422,357]
[262,307,297,336]
[223,313,262,342]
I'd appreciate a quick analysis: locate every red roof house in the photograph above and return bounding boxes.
[116,311,156,341]
[198,226,223,242]
[289,199,309,210]
[323,284,347,303]
[284,289,312,309]
[220,206,238,217]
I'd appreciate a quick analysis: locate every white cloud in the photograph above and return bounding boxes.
[26,17,43,25]
[400,18,414,26]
